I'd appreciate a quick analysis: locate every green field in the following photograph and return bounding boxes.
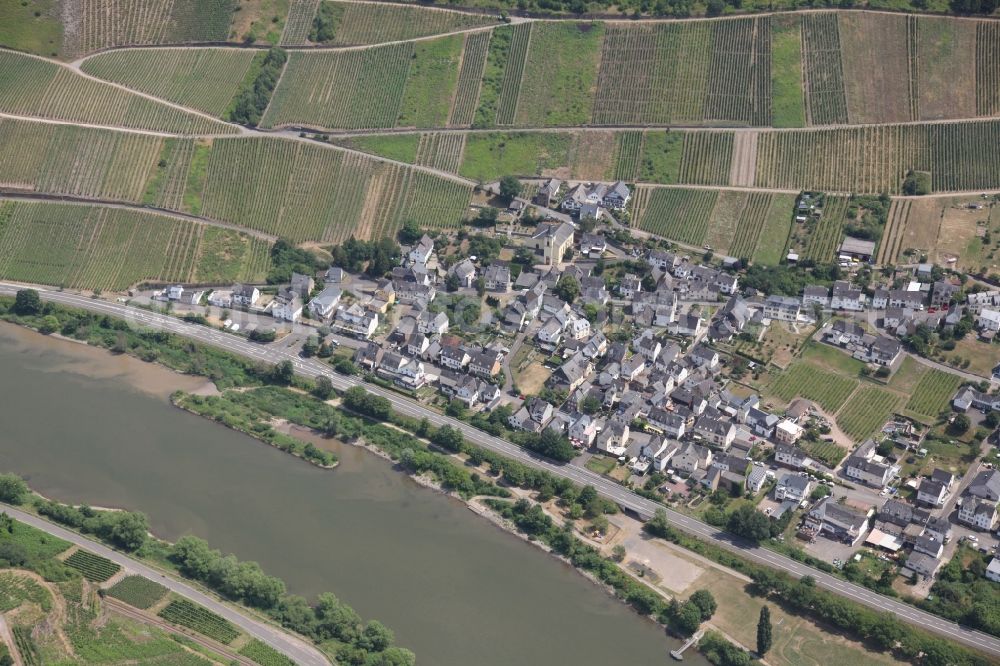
[904,368,963,419]
[158,598,240,644]
[302,0,495,45]
[770,16,806,128]
[798,438,848,468]
[633,187,719,245]
[340,135,420,164]
[0,572,51,612]
[106,576,169,610]
[0,51,237,135]
[769,363,859,413]
[81,48,257,117]
[473,24,527,127]
[397,35,463,128]
[836,386,903,440]
[638,131,685,183]
[515,22,604,127]
[459,132,572,181]
[64,550,121,582]
[239,638,296,666]
[0,0,63,57]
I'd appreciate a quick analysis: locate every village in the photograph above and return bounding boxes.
[143,179,1000,606]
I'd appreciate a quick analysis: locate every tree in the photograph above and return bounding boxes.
[38,315,60,334]
[902,170,931,195]
[13,289,41,316]
[949,413,971,435]
[313,376,334,400]
[612,544,626,562]
[757,605,772,655]
[397,219,422,245]
[108,512,149,551]
[675,600,704,635]
[554,275,580,303]
[270,360,294,385]
[727,504,771,542]
[688,589,717,621]
[431,425,464,452]
[0,475,28,505]
[499,175,522,202]
[302,336,319,358]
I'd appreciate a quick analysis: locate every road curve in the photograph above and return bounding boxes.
[2,283,999,659]
[0,504,328,666]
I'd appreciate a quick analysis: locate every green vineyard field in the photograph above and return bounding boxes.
[106,576,169,610]
[64,549,121,582]
[158,598,240,644]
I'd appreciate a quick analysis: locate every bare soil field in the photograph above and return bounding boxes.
[839,13,912,124]
[916,17,976,121]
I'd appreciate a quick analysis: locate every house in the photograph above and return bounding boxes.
[374,279,396,305]
[952,386,1000,412]
[324,267,345,284]
[888,289,926,311]
[569,415,599,448]
[647,408,686,439]
[232,284,260,307]
[968,470,1000,502]
[621,355,646,381]
[648,250,678,272]
[527,397,554,425]
[693,416,735,449]
[802,285,829,309]
[923,515,952,543]
[845,440,900,488]
[905,552,942,580]
[913,534,944,559]
[879,499,914,528]
[440,344,471,370]
[824,319,865,346]
[450,259,476,288]
[406,332,430,357]
[596,421,630,456]
[579,232,607,258]
[986,558,1000,583]
[165,285,184,301]
[775,473,813,503]
[271,290,302,323]
[668,314,704,338]
[417,310,450,336]
[958,498,998,531]
[774,443,812,469]
[619,274,642,299]
[535,178,562,207]
[978,309,1000,333]
[528,221,575,266]
[634,331,662,362]
[290,272,315,298]
[916,477,950,507]
[745,408,779,438]
[673,442,713,474]
[208,290,232,308]
[566,315,591,341]
[307,286,342,319]
[178,289,205,306]
[484,264,512,292]
[553,353,593,392]
[408,235,435,266]
[831,281,865,311]
[393,280,436,306]
[603,181,631,210]
[333,303,378,339]
[805,497,870,545]
[711,453,750,475]
[747,464,769,494]
[763,295,801,322]
[689,345,719,369]
[354,342,384,372]
[868,336,903,367]
[774,419,803,445]
[469,349,502,378]
[537,317,564,346]
[643,439,680,473]
[968,290,1000,314]
[377,352,427,390]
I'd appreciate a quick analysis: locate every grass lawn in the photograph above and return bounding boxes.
[459,132,572,182]
[585,456,617,475]
[800,340,866,376]
[638,131,684,183]
[753,194,797,265]
[770,16,806,128]
[888,356,928,394]
[0,0,63,58]
[343,135,419,164]
[951,336,1000,379]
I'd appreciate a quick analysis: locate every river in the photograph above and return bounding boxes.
[0,324,705,665]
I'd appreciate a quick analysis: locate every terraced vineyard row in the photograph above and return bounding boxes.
[81,48,257,117]
[705,17,771,125]
[64,550,120,582]
[730,193,777,258]
[415,133,466,173]
[314,1,496,45]
[633,187,718,245]
[904,368,963,419]
[495,23,531,125]
[801,13,848,125]
[64,0,235,57]
[612,131,644,181]
[755,121,1000,194]
[678,132,734,186]
[158,598,240,644]
[837,387,903,440]
[0,51,237,135]
[804,195,849,261]
[280,0,320,46]
[877,199,912,265]
[450,31,492,126]
[106,576,169,610]
[263,44,414,130]
[977,22,1000,116]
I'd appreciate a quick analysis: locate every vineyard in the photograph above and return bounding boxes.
[344,134,420,164]
[798,438,848,468]
[977,22,1000,116]
[0,572,51,612]
[632,187,718,245]
[838,13,912,125]
[802,195,849,262]
[754,121,1000,194]
[263,44,413,130]
[459,131,572,181]
[876,199,912,265]
[81,48,257,117]
[769,363,858,413]
[415,133,466,173]
[0,51,237,135]
[64,550,121,582]
[904,369,963,419]
[64,0,235,56]
[158,598,240,644]
[916,17,977,121]
[612,131,644,181]
[495,23,530,125]
[0,200,270,290]
[704,17,770,125]
[836,386,903,440]
[730,193,793,263]
[678,132,734,186]
[515,22,604,127]
[280,0,319,45]
[770,16,805,128]
[310,1,495,45]
[801,13,848,125]
[106,576,169,609]
[450,31,492,126]
[239,638,296,666]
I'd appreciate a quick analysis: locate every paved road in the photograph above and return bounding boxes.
[3,283,1000,658]
[0,504,328,666]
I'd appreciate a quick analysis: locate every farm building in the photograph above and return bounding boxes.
[839,237,876,262]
